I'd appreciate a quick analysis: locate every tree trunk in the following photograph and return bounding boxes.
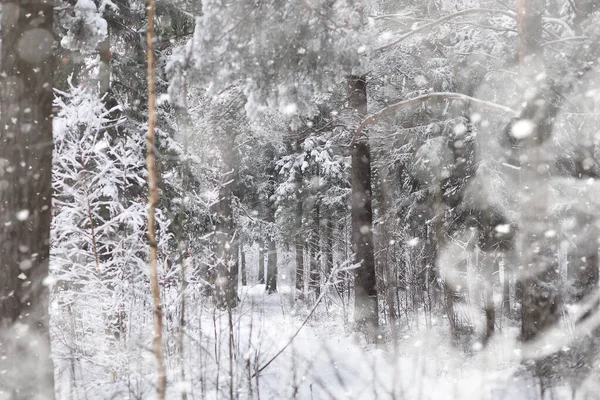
[566,214,599,318]
[324,214,334,287]
[515,0,562,345]
[378,166,398,325]
[215,152,239,308]
[99,33,111,96]
[483,254,497,345]
[310,199,321,297]
[258,241,265,284]
[0,2,56,397]
[146,2,167,397]
[266,239,278,294]
[240,240,247,286]
[295,156,304,292]
[215,194,239,308]
[516,0,544,69]
[502,257,511,317]
[348,75,378,339]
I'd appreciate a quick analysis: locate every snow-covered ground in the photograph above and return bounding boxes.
[51,248,591,400]
[203,284,571,400]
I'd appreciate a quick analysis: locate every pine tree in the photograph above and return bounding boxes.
[348,75,378,339]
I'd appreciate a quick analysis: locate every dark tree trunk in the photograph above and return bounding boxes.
[215,184,239,309]
[98,32,111,96]
[266,239,278,294]
[566,214,599,315]
[263,147,277,293]
[515,0,562,345]
[348,75,378,339]
[310,199,321,297]
[483,254,498,345]
[98,24,120,123]
[0,1,56,397]
[378,166,398,324]
[502,258,511,318]
[240,240,247,286]
[294,155,304,292]
[324,214,334,285]
[215,123,240,308]
[258,241,265,284]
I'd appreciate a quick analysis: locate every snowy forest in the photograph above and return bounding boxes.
[2,0,600,399]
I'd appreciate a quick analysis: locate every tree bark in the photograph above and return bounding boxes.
[324,214,334,287]
[98,32,111,96]
[146,1,167,397]
[502,258,511,317]
[516,0,544,69]
[378,166,398,324]
[294,153,305,292]
[310,198,321,297]
[0,1,56,397]
[483,254,497,345]
[266,239,278,294]
[215,145,239,308]
[566,213,599,317]
[258,240,265,284]
[240,240,247,286]
[515,0,562,345]
[348,75,378,339]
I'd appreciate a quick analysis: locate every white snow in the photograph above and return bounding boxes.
[510,120,535,139]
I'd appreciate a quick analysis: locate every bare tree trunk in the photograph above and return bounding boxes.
[324,214,334,285]
[310,199,321,297]
[348,75,378,339]
[98,31,111,96]
[266,239,278,294]
[295,156,305,292]
[264,149,278,294]
[515,0,562,345]
[258,240,265,284]
[378,166,398,325]
[146,1,167,397]
[567,214,599,318]
[215,187,239,308]
[502,258,511,317]
[241,240,247,286]
[483,254,497,345]
[0,2,55,397]
[214,137,239,308]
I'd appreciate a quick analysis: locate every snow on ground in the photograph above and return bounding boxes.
[170,284,579,400]
[53,275,585,400]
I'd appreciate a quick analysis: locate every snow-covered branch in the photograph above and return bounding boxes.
[375,8,575,52]
[375,8,517,52]
[353,92,517,142]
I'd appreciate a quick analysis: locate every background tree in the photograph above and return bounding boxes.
[0,1,56,397]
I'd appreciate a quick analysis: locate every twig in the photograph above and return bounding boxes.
[252,262,352,376]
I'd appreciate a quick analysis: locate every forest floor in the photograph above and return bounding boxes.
[191,283,577,400]
[53,279,582,400]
